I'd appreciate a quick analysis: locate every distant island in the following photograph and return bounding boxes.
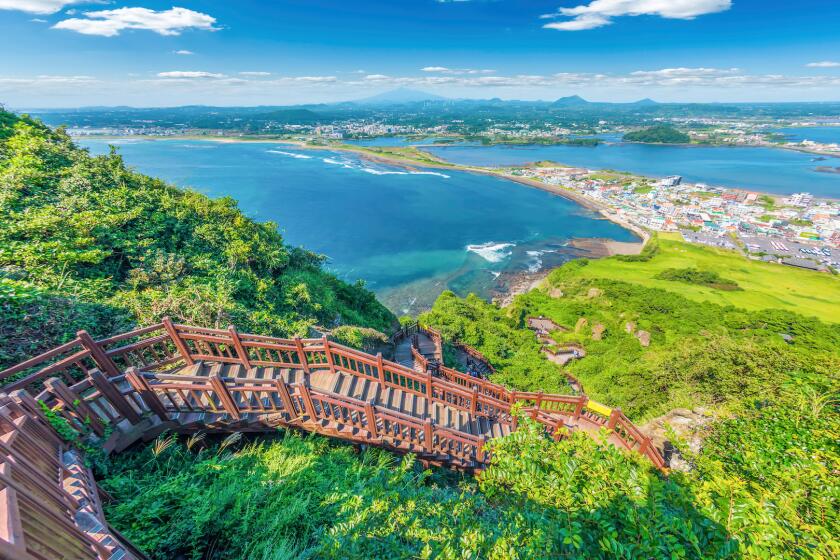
[624,125,691,144]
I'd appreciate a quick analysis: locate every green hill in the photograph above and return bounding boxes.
[0,109,394,367]
[2,111,838,559]
[624,125,690,143]
[572,233,840,323]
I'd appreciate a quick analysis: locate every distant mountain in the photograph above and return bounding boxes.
[552,95,590,107]
[355,88,447,105]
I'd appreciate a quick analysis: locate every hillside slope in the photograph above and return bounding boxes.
[0,110,394,367]
[575,234,840,322]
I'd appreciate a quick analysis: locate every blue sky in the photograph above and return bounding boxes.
[1,0,840,107]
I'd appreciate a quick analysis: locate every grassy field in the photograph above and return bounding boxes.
[567,233,840,323]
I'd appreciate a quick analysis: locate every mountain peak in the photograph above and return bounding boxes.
[552,95,590,106]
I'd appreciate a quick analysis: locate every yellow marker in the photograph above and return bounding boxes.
[586,400,612,417]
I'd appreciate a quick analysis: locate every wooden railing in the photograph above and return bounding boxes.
[0,393,146,559]
[0,318,668,559]
[0,320,665,468]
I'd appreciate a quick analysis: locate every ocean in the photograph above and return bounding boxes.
[80,138,637,314]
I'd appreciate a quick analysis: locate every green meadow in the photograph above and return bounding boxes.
[572,233,840,323]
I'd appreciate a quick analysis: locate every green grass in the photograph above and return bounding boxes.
[568,234,840,323]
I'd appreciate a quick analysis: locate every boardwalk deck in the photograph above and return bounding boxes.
[0,319,666,560]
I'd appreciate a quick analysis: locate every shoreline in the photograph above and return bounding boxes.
[80,134,840,203]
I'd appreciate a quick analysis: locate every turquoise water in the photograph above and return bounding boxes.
[80,139,636,313]
[423,142,840,197]
[771,126,840,145]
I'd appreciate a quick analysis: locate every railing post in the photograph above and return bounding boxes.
[227,325,251,370]
[477,435,488,463]
[376,352,384,380]
[294,337,310,374]
[125,367,169,422]
[274,379,297,420]
[43,378,106,437]
[162,316,194,366]
[76,330,121,378]
[573,396,584,422]
[209,372,240,421]
[297,383,318,421]
[638,437,650,456]
[89,370,141,424]
[607,408,621,430]
[365,399,379,440]
[426,371,434,401]
[322,336,335,373]
[470,387,478,416]
[423,418,433,453]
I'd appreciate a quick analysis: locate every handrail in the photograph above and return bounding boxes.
[0,394,147,559]
[0,320,668,559]
[1,319,665,469]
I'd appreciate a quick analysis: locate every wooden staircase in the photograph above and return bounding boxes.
[0,319,668,560]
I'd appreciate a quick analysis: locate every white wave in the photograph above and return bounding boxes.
[526,250,543,273]
[267,149,312,159]
[410,171,450,179]
[525,249,560,273]
[106,138,146,145]
[466,242,515,263]
[361,168,408,175]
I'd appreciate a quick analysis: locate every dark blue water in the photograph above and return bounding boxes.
[80,139,636,313]
[771,126,840,145]
[423,142,840,197]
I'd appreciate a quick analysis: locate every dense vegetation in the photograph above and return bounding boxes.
[0,109,394,368]
[422,262,839,420]
[4,109,838,559]
[624,125,691,144]
[101,400,837,560]
[655,267,742,290]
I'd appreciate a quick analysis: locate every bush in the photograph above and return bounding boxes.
[656,267,741,290]
[0,109,395,368]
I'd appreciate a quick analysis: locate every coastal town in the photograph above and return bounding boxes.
[505,164,840,271]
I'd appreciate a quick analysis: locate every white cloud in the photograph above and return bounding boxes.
[6,66,840,107]
[240,71,271,76]
[174,49,194,55]
[292,76,336,82]
[157,71,225,79]
[543,0,731,31]
[53,7,219,37]
[421,66,496,75]
[807,61,840,68]
[0,1,89,15]
[340,67,840,91]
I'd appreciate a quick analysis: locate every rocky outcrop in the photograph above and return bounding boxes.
[641,407,715,471]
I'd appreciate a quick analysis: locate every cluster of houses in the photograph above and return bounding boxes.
[508,165,840,271]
